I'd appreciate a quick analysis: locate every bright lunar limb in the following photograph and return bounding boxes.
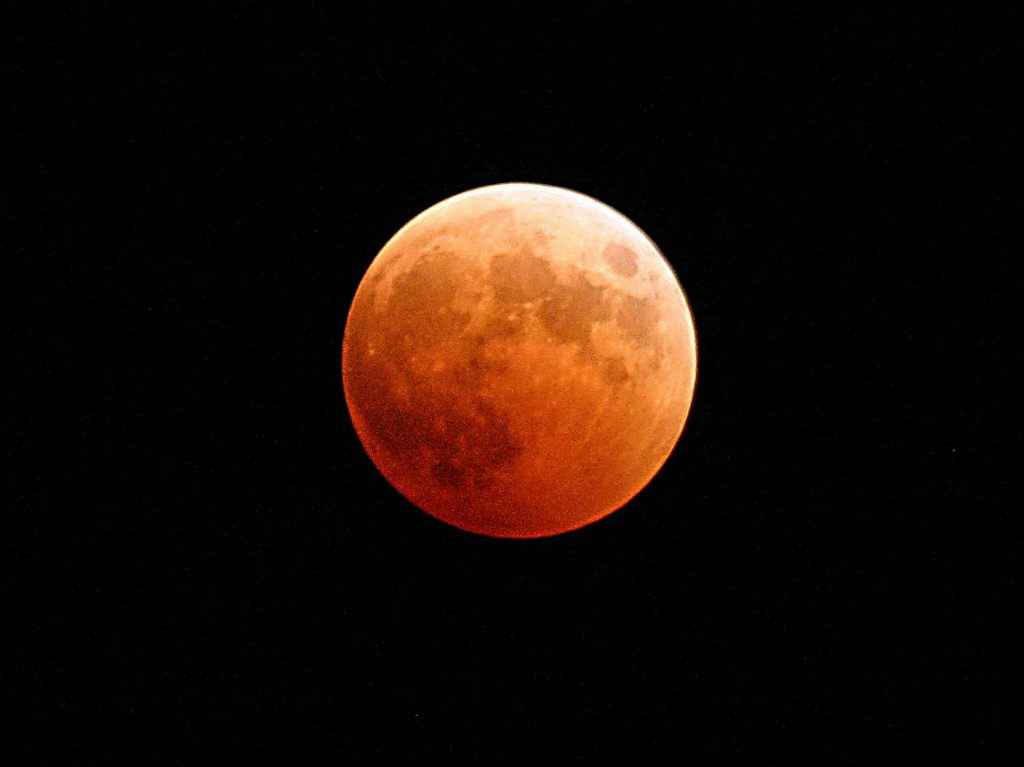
[342,183,697,538]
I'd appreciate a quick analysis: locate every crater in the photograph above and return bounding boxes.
[354,349,524,491]
[465,335,511,377]
[432,458,465,488]
[616,294,659,348]
[603,242,639,277]
[536,272,613,354]
[490,249,557,305]
[387,250,473,338]
[601,355,631,385]
[424,399,523,489]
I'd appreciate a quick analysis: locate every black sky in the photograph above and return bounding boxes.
[10,3,1019,762]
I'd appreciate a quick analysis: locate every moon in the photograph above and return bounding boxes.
[342,183,697,538]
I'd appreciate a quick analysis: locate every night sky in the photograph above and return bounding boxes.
[11,4,1016,761]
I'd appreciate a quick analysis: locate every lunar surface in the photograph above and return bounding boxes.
[342,183,697,538]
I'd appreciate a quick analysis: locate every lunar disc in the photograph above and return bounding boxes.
[342,183,697,538]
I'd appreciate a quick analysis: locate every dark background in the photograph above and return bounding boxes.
[11,3,1018,761]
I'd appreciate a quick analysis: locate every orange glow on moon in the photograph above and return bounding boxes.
[342,183,697,538]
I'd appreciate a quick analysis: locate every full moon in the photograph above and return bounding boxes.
[342,183,697,538]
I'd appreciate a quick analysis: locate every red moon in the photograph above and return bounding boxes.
[342,183,697,538]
